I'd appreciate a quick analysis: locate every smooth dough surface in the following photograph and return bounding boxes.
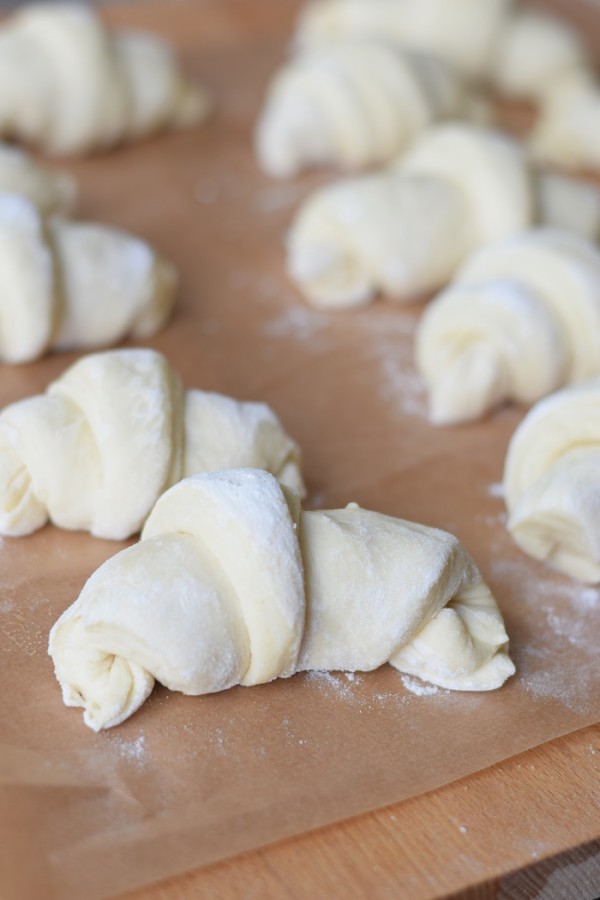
[0,349,304,540]
[492,8,588,100]
[0,3,210,154]
[417,229,600,424]
[504,379,600,582]
[49,468,515,731]
[0,192,176,363]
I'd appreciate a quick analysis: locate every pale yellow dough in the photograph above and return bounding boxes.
[287,123,599,308]
[255,41,469,178]
[504,379,600,583]
[0,192,176,363]
[0,349,304,540]
[49,468,515,731]
[0,3,210,155]
[417,229,600,424]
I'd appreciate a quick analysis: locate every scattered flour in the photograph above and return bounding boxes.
[110,733,146,764]
[400,675,439,697]
[487,482,504,499]
[263,305,329,344]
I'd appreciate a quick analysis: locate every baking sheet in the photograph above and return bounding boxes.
[0,2,599,899]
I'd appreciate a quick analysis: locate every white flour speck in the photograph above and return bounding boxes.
[263,306,329,343]
[487,482,504,499]
[401,675,439,697]
[114,734,145,763]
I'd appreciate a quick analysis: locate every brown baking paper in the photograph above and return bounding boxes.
[1,2,599,898]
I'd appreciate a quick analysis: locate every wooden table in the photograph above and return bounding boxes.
[121,723,600,899]
[106,1,600,897]
[1,1,595,897]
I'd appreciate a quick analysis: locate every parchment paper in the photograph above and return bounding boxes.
[0,2,599,899]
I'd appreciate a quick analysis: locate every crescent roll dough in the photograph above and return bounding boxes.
[287,123,599,308]
[0,142,76,214]
[0,3,209,155]
[504,379,600,582]
[417,229,600,425]
[49,467,515,731]
[0,192,176,363]
[255,42,469,178]
[0,350,304,540]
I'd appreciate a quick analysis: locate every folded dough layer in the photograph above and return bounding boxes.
[0,349,304,540]
[417,229,600,424]
[504,379,600,582]
[49,468,514,731]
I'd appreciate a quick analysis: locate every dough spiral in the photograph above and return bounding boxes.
[416,229,600,424]
[0,192,176,364]
[0,3,209,155]
[287,123,597,308]
[504,379,600,583]
[255,41,467,177]
[0,349,304,540]
[49,467,515,730]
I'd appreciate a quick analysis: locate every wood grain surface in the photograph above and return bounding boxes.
[121,723,600,900]
[103,1,600,897]
[1,1,597,898]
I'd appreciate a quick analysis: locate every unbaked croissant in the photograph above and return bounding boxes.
[49,467,515,731]
[0,350,304,540]
[286,123,600,308]
[0,142,76,214]
[0,3,210,155]
[416,229,600,425]
[0,192,176,363]
[255,41,469,178]
[504,379,600,582]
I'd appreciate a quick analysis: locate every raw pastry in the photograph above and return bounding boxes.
[0,350,304,540]
[255,41,468,177]
[504,379,600,582]
[0,192,176,363]
[286,123,599,308]
[0,3,210,155]
[416,229,600,424]
[0,142,75,214]
[530,70,600,172]
[295,0,509,81]
[49,467,515,730]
